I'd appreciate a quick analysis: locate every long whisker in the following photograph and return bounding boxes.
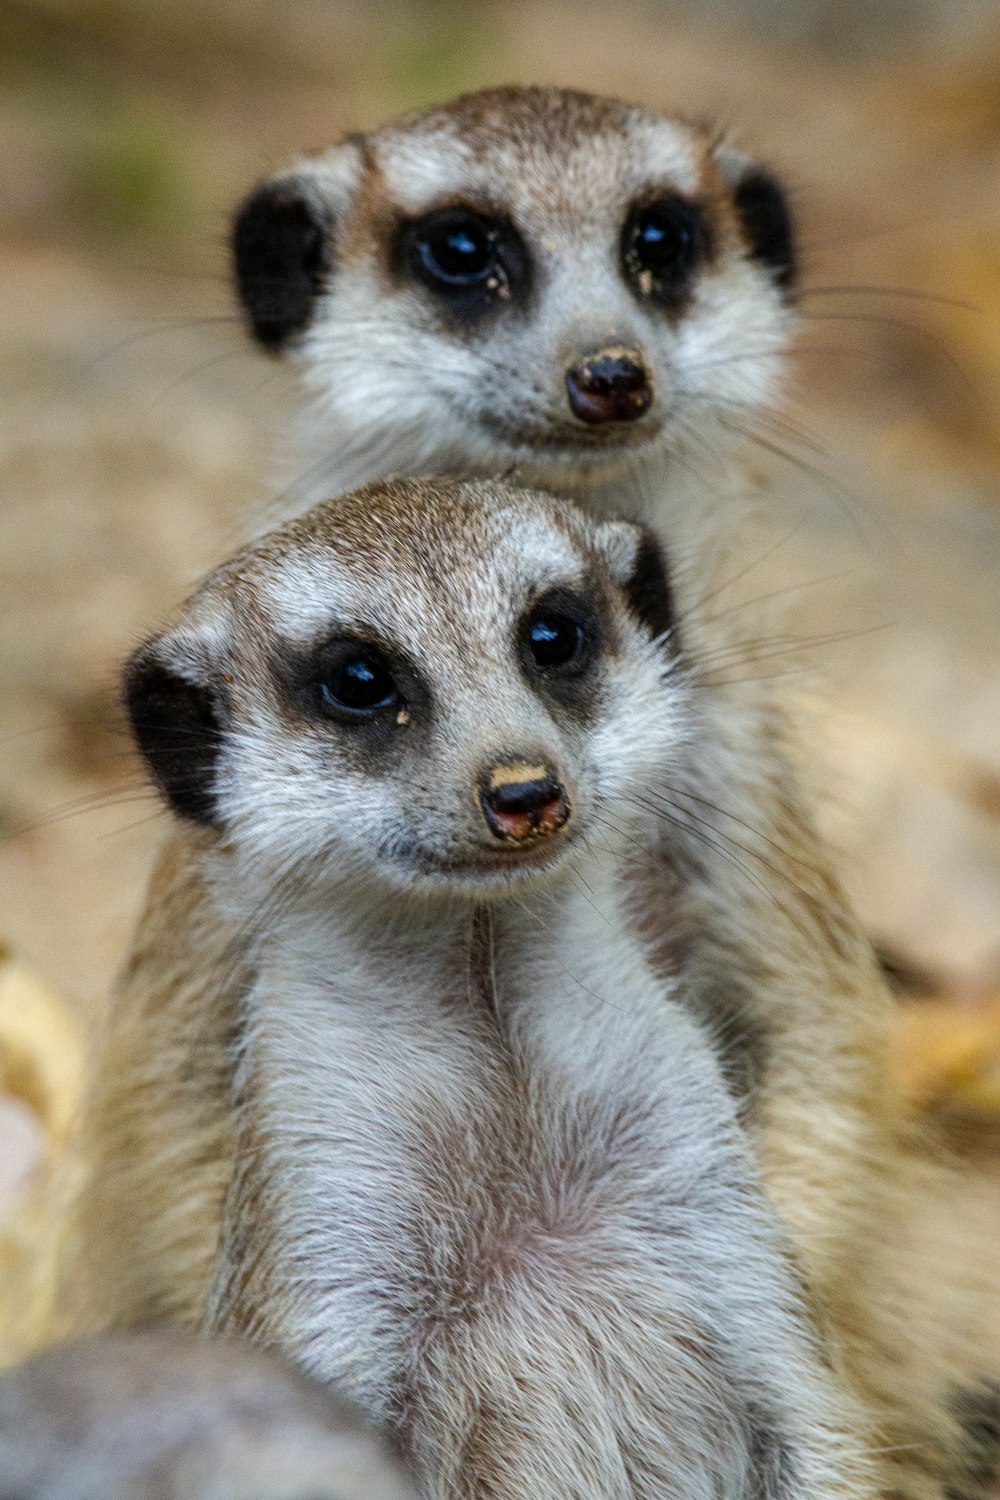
[680,527,805,621]
[800,285,977,312]
[603,791,785,911]
[3,783,161,842]
[800,310,978,399]
[622,786,813,906]
[717,416,879,536]
[88,315,244,368]
[696,568,863,630]
[660,784,825,880]
[793,341,929,383]
[690,621,891,674]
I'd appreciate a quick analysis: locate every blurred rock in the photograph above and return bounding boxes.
[0,1331,417,1500]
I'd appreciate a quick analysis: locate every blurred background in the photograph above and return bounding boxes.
[1,0,999,1356]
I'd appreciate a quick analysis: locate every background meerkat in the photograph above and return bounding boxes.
[0,1330,417,1500]
[115,476,872,1500]
[231,85,794,522]
[62,85,999,1500]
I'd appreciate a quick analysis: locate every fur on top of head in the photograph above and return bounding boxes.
[125,477,683,901]
[232,85,796,493]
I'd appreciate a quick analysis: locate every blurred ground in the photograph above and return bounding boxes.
[1,0,999,1355]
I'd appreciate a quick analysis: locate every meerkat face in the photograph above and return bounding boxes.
[233,87,795,493]
[126,479,683,903]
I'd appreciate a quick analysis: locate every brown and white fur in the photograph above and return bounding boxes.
[231,86,793,520]
[64,87,999,1500]
[113,479,872,1500]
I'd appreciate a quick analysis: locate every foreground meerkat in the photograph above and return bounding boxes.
[64,87,998,1499]
[116,478,869,1500]
[0,1331,416,1499]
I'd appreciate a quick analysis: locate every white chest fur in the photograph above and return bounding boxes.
[208,858,857,1500]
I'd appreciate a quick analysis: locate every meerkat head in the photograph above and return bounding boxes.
[125,478,683,904]
[232,86,795,500]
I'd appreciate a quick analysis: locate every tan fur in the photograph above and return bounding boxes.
[62,829,238,1332]
[61,85,1000,1500]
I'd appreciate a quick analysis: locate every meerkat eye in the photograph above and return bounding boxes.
[314,646,400,721]
[521,594,598,677]
[397,208,530,317]
[528,614,584,668]
[416,214,496,284]
[622,194,711,309]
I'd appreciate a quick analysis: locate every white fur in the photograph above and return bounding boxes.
[210,858,863,1500]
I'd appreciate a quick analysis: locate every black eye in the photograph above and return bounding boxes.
[417,214,496,285]
[398,208,530,318]
[316,649,399,720]
[623,194,710,308]
[526,611,588,671]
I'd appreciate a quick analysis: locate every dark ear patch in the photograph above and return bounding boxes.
[232,179,333,351]
[733,167,796,294]
[124,652,223,825]
[623,527,677,646]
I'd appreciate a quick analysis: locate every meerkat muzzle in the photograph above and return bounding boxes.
[479,762,570,844]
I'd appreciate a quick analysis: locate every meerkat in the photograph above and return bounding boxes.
[0,1330,417,1499]
[63,86,998,1500]
[229,85,793,520]
[111,477,872,1500]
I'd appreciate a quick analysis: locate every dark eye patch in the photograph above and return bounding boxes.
[622,193,712,311]
[280,634,426,741]
[395,206,531,321]
[317,648,400,719]
[415,216,496,285]
[519,588,602,694]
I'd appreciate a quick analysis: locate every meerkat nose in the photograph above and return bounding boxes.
[479,762,570,844]
[565,346,653,425]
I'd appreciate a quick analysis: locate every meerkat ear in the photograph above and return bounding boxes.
[594,520,676,645]
[714,146,796,295]
[124,632,225,826]
[232,172,335,351]
[233,144,362,352]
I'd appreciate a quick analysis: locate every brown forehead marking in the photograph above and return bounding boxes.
[699,149,753,258]
[383,85,717,209]
[392,85,653,148]
[339,133,396,272]
[174,490,615,751]
[272,477,564,572]
[189,482,602,668]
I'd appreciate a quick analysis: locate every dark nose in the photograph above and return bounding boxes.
[480,762,570,844]
[565,346,653,425]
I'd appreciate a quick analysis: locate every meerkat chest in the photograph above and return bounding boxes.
[235,945,769,1399]
[222,936,823,1500]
